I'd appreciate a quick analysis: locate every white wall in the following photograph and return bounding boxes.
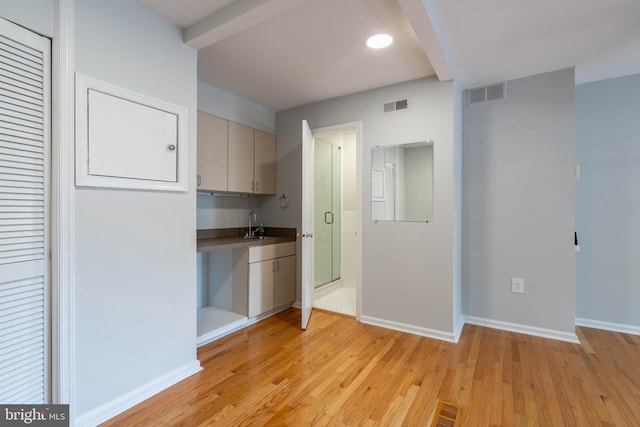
[198,80,275,133]
[575,73,640,328]
[341,131,357,212]
[74,0,198,417]
[339,131,358,288]
[263,77,457,337]
[462,68,576,336]
[340,131,357,289]
[197,193,263,230]
[0,0,53,37]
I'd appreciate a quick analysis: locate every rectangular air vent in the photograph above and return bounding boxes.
[430,400,460,427]
[383,101,395,113]
[467,82,505,105]
[486,83,504,101]
[468,87,486,104]
[383,99,409,113]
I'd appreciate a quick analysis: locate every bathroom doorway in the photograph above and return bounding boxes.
[311,125,359,317]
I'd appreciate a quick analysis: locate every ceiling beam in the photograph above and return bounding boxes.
[398,0,452,81]
[184,0,306,50]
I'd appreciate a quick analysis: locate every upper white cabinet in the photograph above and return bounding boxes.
[254,130,276,195]
[197,112,228,192]
[227,122,256,193]
[197,112,276,195]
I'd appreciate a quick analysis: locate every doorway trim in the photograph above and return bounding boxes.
[52,0,75,411]
[310,121,362,320]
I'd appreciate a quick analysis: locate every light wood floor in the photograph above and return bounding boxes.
[102,309,640,426]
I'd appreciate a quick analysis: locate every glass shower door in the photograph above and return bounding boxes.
[331,143,341,283]
[314,139,341,288]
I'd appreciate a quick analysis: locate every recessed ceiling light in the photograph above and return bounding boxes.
[366,33,393,49]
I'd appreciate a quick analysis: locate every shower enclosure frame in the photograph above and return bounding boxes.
[314,138,342,289]
[307,121,363,321]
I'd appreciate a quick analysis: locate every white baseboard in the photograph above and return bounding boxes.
[575,317,640,336]
[292,300,301,309]
[75,360,202,427]
[464,315,580,343]
[360,315,458,343]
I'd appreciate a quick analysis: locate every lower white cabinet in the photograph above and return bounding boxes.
[248,259,275,317]
[248,242,296,317]
[274,255,296,307]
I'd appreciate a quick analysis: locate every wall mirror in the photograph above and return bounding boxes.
[371,141,434,222]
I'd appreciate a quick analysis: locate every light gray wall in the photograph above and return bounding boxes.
[452,80,463,334]
[575,73,640,327]
[198,80,275,133]
[263,77,457,334]
[197,194,262,229]
[74,0,197,415]
[462,68,576,333]
[0,0,53,37]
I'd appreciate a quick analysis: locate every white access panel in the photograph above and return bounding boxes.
[88,89,177,182]
[75,74,188,191]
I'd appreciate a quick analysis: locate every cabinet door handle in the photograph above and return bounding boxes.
[275,260,280,271]
[197,175,201,187]
[251,181,255,191]
[256,181,260,192]
[168,144,176,151]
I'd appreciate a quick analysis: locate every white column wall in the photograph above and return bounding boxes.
[74,0,198,417]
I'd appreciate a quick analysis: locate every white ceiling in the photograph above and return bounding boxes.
[426,0,640,88]
[136,0,440,110]
[136,0,640,111]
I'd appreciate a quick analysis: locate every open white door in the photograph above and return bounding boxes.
[301,120,314,329]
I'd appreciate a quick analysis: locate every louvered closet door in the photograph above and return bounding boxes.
[0,18,50,404]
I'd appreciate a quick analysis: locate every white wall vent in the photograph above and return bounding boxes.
[383,99,409,113]
[467,83,506,105]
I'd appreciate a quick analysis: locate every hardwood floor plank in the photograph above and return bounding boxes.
[393,341,444,425]
[325,337,396,416]
[100,309,640,426]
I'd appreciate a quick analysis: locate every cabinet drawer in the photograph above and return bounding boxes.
[249,242,295,263]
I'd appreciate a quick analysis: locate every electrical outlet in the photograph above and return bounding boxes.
[511,278,524,294]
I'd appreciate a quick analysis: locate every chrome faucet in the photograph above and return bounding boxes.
[247,210,257,237]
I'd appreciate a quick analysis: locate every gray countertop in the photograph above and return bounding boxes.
[197,236,295,252]
[196,227,296,252]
